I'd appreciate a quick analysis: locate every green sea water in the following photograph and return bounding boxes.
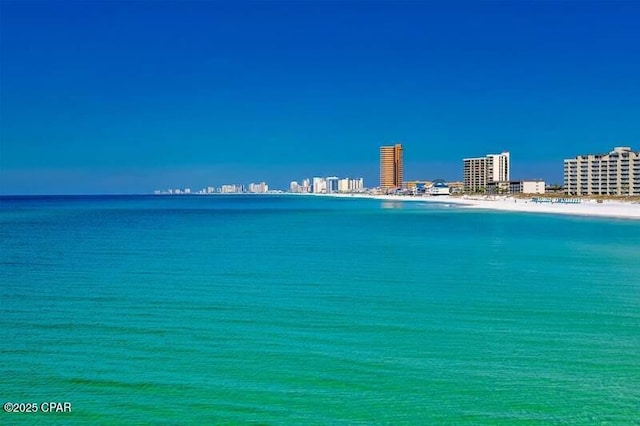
[1,195,639,424]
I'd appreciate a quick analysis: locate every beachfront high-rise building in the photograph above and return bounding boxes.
[220,184,244,193]
[337,177,364,192]
[326,176,339,193]
[312,177,327,194]
[564,146,640,196]
[463,151,510,192]
[301,179,311,193]
[380,143,404,191]
[248,182,269,193]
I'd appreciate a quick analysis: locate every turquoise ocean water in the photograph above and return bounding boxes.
[1,195,639,424]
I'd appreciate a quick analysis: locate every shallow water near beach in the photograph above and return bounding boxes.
[1,195,639,423]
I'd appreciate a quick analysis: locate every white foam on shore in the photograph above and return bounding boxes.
[299,192,640,220]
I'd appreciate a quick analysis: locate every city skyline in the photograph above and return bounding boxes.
[2,1,639,194]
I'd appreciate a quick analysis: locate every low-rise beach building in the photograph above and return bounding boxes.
[405,181,431,192]
[429,179,450,195]
[447,181,465,194]
[488,180,545,194]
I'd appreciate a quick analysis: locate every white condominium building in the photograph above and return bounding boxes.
[488,180,545,194]
[248,182,269,193]
[564,146,640,196]
[220,184,244,193]
[312,177,326,194]
[463,151,510,192]
[338,178,364,192]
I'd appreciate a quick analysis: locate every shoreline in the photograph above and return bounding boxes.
[300,192,640,220]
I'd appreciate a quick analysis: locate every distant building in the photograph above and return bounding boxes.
[405,181,431,192]
[488,180,545,194]
[301,179,311,193]
[312,177,326,194]
[447,181,464,194]
[338,177,364,192]
[326,176,339,193]
[221,184,243,193]
[518,180,545,194]
[429,179,450,195]
[564,146,640,195]
[380,143,404,191]
[463,151,510,192]
[352,178,364,191]
[248,182,268,193]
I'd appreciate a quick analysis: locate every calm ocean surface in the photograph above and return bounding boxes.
[1,195,639,424]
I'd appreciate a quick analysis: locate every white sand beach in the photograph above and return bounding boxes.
[438,195,640,219]
[307,193,640,220]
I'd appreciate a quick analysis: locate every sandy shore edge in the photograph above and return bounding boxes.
[292,192,640,220]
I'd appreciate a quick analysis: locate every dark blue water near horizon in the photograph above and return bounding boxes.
[1,194,639,424]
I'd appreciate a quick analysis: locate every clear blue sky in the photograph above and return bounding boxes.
[1,0,639,194]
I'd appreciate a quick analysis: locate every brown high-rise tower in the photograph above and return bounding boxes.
[380,143,403,191]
